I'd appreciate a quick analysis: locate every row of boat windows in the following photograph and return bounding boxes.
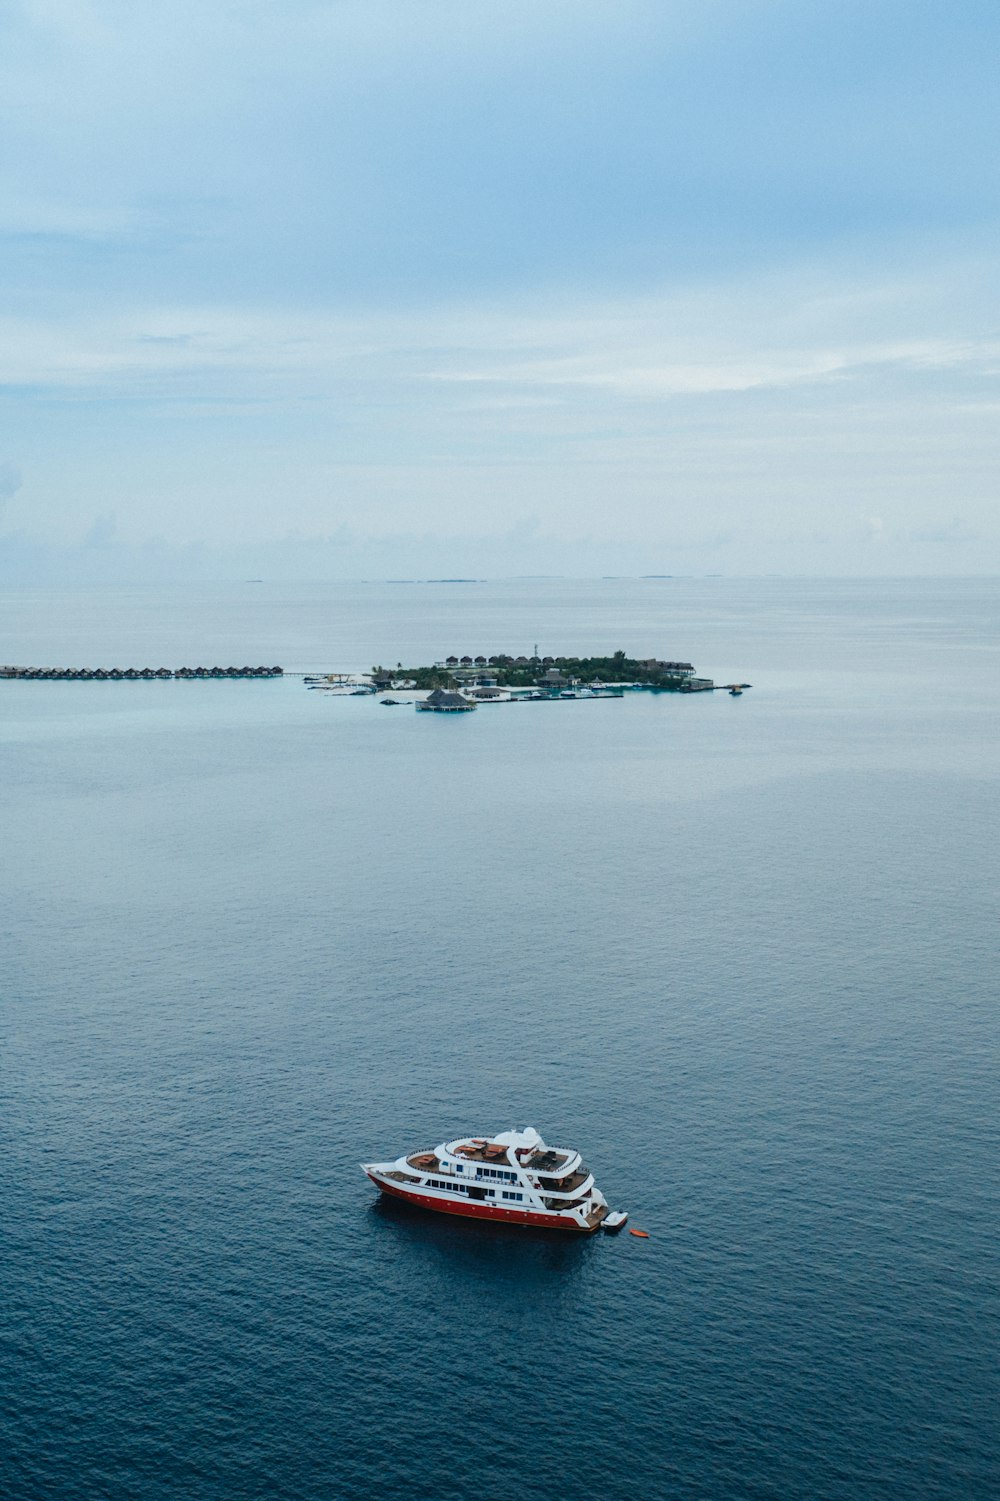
[474,1167,517,1183]
[426,1179,524,1203]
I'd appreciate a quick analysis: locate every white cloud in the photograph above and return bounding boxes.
[1,261,997,406]
[1,0,999,573]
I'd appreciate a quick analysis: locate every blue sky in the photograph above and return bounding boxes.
[1,0,998,578]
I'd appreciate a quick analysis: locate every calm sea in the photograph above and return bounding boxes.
[2,578,997,1501]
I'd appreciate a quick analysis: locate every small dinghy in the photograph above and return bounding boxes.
[602,1211,628,1233]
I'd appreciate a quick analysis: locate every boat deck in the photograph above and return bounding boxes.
[538,1168,589,1193]
[525,1149,573,1173]
[451,1142,515,1164]
[452,1142,572,1171]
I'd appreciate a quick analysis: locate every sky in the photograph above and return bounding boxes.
[1,0,998,580]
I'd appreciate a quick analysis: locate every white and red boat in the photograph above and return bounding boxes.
[362,1125,619,1233]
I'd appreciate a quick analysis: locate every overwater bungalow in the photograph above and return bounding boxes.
[2,660,287,683]
[417,687,476,713]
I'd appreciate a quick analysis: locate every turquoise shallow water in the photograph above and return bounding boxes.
[2,578,998,1500]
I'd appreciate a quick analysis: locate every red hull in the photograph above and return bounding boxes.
[369,1174,595,1232]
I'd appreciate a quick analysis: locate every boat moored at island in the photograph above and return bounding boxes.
[362,1126,620,1232]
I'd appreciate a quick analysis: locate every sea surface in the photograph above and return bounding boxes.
[2,577,998,1501]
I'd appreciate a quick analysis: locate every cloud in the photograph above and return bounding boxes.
[0,462,22,503]
[1,3,999,574]
[0,253,998,574]
[0,462,23,525]
[83,511,117,546]
[897,519,980,546]
[3,0,999,309]
[1,260,998,403]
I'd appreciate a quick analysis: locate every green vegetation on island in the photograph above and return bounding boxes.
[371,651,697,691]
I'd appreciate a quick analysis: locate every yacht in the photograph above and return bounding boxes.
[362,1126,618,1232]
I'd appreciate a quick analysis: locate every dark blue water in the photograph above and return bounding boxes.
[2,579,998,1500]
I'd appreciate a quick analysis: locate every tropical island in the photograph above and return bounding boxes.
[369,651,713,693]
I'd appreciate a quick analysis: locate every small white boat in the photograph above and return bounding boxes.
[602,1211,628,1233]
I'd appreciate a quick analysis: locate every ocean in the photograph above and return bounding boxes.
[2,577,997,1500]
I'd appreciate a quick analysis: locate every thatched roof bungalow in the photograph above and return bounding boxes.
[417,687,476,713]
